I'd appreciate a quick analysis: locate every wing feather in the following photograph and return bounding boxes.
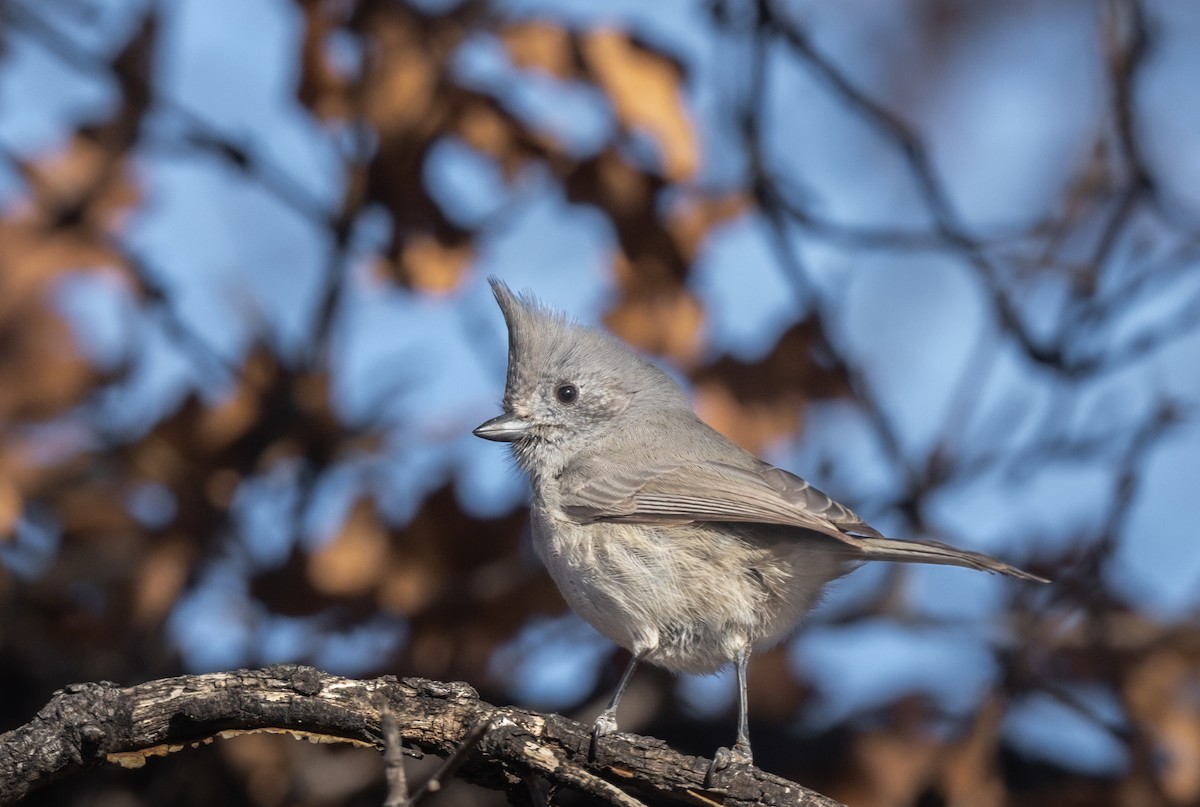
[559,457,1047,582]
[561,459,879,550]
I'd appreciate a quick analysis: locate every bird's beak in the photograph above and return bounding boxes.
[473,412,531,442]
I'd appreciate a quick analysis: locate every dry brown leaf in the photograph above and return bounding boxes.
[0,227,128,317]
[455,102,517,161]
[0,438,51,511]
[563,150,696,338]
[0,473,22,541]
[565,147,661,219]
[133,535,194,625]
[501,21,578,80]
[382,484,561,679]
[667,191,751,263]
[693,381,800,456]
[392,235,473,293]
[939,699,1005,807]
[0,137,140,425]
[133,430,192,485]
[218,733,293,806]
[454,97,559,177]
[0,304,100,422]
[0,139,139,326]
[198,378,266,453]
[296,0,354,120]
[582,29,697,181]
[251,546,364,619]
[603,267,704,366]
[56,484,138,536]
[746,645,807,718]
[353,7,545,276]
[831,698,941,807]
[1125,647,1200,803]
[309,498,390,597]
[205,468,243,510]
[692,319,851,453]
[362,12,439,133]
[379,557,446,616]
[15,135,140,233]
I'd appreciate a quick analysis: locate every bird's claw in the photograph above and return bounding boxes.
[588,709,619,760]
[704,742,753,787]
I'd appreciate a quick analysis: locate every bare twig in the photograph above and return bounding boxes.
[405,718,492,806]
[380,700,410,807]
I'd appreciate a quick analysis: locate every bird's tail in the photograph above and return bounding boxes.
[850,535,1048,583]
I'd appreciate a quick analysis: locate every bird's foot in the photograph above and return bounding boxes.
[704,741,753,787]
[588,708,619,761]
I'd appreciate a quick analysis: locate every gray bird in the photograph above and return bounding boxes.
[473,278,1045,781]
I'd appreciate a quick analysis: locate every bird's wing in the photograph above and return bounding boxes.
[561,458,880,546]
[560,458,1047,582]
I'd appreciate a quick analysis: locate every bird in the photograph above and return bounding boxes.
[473,277,1046,782]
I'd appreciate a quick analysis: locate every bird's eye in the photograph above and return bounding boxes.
[555,384,579,404]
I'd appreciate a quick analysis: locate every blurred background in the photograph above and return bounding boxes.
[2,0,1198,804]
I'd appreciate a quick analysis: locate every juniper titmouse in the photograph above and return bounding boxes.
[474,278,1045,780]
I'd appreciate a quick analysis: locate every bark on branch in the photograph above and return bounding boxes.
[0,665,841,806]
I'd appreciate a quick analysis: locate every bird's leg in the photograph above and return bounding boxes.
[732,644,753,759]
[706,646,754,786]
[589,651,643,759]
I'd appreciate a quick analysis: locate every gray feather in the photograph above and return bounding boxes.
[560,455,1046,582]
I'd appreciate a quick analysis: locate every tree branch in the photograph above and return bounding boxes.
[0,665,842,807]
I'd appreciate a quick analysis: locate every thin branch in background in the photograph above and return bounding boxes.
[380,700,410,807]
[758,0,1200,380]
[736,14,1199,751]
[736,2,818,309]
[1066,238,1200,339]
[522,772,555,807]
[2,0,358,380]
[733,3,910,482]
[0,127,242,393]
[764,2,970,249]
[405,718,493,807]
[308,45,375,366]
[1056,0,1153,292]
[760,5,1058,368]
[1,0,334,228]
[1092,284,1200,373]
[1094,398,1182,558]
[117,246,242,384]
[923,325,1001,483]
[377,698,495,807]
[1104,0,1155,200]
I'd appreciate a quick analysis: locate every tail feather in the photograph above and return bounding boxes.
[851,535,1048,583]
